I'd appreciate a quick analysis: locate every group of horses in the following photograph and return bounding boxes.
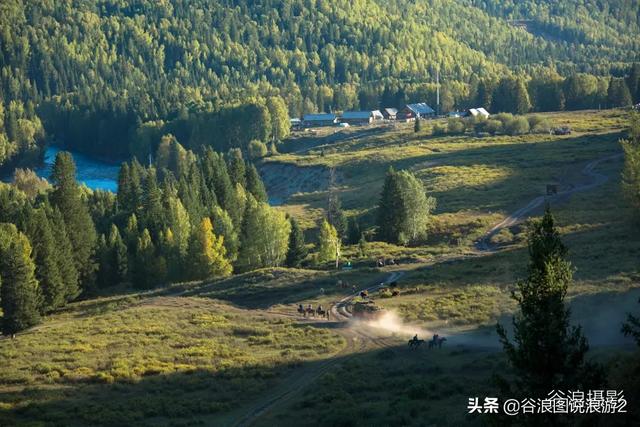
[408,335,447,350]
[297,304,329,319]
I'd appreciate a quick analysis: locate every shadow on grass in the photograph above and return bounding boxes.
[172,268,383,310]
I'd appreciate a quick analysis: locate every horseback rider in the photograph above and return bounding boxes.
[412,334,418,343]
[317,304,323,312]
[298,304,303,312]
[432,333,439,342]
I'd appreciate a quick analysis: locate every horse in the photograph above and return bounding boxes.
[316,306,327,318]
[408,338,425,349]
[428,337,447,349]
[297,305,305,316]
[305,306,315,317]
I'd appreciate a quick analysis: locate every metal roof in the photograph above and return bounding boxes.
[303,113,337,121]
[405,103,435,115]
[341,111,374,119]
[383,108,398,115]
[468,108,490,117]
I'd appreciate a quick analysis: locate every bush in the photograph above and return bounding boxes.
[248,140,268,159]
[493,112,514,127]
[473,116,488,133]
[504,116,530,135]
[432,123,447,136]
[447,118,466,135]
[528,115,552,133]
[485,119,502,135]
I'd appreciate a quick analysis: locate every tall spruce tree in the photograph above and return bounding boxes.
[286,217,307,268]
[25,207,66,311]
[327,193,347,239]
[626,63,640,103]
[49,207,80,301]
[227,148,247,188]
[142,167,164,237]
[245,164,268,203]
[0,224,41,336]
[108,224,128,284]
[496,207,604,404]
[50,151,97,291]
[607,77,633,107]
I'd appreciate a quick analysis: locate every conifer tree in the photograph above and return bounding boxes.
[285,217,307,268]
[26,207,65,311]
[377,167,403,242]
[496,207,604,403]
[245,164,268,203]
[327,194,347,239]
[607,77,633,107]
[347,217,361,245]
[621,113,640,218]
[50,152,97,291]
[227,148,246,188]
[627,63,640,103]
[109,224,128,283]
[188,217,232,279]
[133,228,166,288]
[49,207,80,301]
[0,224,41,336]
[117,162,134,212]
[142,167,164,236]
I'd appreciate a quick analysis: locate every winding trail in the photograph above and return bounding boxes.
[476,153,622,251]
[229,151,622,426]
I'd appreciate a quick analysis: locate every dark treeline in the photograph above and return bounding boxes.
[1,1,639,169]
[0,138,294,335]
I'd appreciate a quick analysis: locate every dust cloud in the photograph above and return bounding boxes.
[353,310,433,339]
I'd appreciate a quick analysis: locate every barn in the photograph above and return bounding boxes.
[397,103,435,121]
[302,113,338,127]
[382,108,398,120]
[339,110,384,125]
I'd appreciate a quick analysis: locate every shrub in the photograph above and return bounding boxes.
[493,112,514,126]
[447,118,466,135]
[504,116,530,135]
[248,140,268,159]
[485,119,502,135]
[432,123,447,136]
[473,116,488,133]
[528,115,552,133]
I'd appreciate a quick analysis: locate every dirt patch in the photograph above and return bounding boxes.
[259,162,342,205]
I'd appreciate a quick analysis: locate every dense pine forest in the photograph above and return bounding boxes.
[0,0,639,169]
[0,139,300,334]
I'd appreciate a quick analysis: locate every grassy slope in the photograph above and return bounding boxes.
[1,109,639,426]
[0,294,344,426]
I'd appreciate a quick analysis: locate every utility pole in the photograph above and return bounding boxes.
[436,67,440,117]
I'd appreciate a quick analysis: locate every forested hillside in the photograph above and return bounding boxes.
[0,0,638,167]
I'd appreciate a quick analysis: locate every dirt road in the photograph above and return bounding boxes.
[230,151,623,426]
[476,152,622,251]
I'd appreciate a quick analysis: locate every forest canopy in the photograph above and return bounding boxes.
[0,0,638,167]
